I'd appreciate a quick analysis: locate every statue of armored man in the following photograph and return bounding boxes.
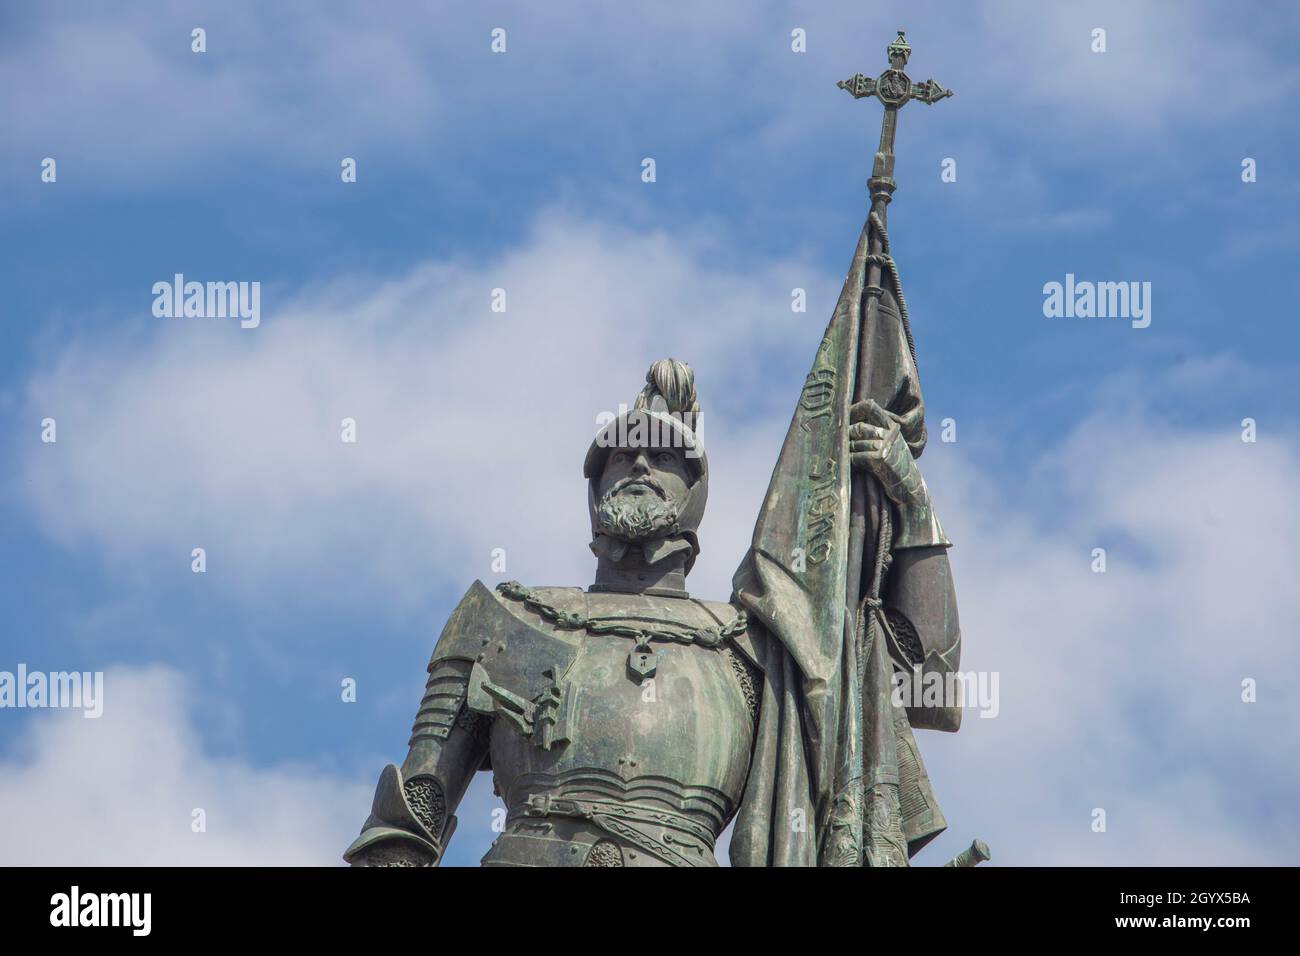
[347,31,971,867]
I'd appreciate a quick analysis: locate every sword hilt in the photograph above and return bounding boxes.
[943,838,991,867]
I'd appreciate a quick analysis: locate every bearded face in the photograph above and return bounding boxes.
[595,476,681,541]
[595,447,690,543]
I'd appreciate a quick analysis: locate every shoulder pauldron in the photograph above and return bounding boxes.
[430,580,585,749]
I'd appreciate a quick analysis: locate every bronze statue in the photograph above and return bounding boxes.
[345,31,977,867]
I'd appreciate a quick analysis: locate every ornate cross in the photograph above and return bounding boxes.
[838,31,952,211]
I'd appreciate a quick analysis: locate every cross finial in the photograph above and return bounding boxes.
[837,31,953,206]
[837,31,952,111]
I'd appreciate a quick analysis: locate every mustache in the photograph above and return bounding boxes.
[607,476,667,499]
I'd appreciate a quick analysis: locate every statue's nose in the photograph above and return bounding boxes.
[630,451,653,474]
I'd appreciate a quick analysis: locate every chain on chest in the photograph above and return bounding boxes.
[495,580,747,682]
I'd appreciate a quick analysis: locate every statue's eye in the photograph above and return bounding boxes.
[613,452,629,464]
[657,452,675,464]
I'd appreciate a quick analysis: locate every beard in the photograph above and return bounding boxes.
[595,480,682,542]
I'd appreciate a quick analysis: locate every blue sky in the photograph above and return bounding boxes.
[1,0,1298,865]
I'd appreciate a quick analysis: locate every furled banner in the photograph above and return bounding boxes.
[730,209,936,867]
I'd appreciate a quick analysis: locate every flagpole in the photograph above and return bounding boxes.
[837,30,953,866]
[846,42,903,640]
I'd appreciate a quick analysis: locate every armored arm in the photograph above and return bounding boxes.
[885,540,960,731]
[876,443,961,731]
[344,656,491,867]
[848,399,962,731]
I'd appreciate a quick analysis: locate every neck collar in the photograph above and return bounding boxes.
[588,533,692,598]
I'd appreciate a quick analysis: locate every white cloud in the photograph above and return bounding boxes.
[0,665,369,865]
[17,209,811,615]
[916,389,1300,865]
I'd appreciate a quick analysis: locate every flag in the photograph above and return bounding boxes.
[730,208,941,866]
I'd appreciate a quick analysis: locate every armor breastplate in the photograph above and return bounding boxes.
[429,581,762,867]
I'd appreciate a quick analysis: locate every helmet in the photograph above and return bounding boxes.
[583,360,708,574]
